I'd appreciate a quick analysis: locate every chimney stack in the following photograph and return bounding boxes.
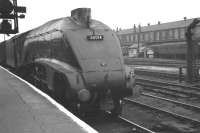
[71,8,91,27]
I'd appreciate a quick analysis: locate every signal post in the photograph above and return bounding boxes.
[0,0,26,34]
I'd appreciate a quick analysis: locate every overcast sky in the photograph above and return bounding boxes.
[1,0,200,40]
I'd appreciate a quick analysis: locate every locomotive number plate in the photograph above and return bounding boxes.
[87,35,104,41]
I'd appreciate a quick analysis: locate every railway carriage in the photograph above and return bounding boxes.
[0,8,139,115]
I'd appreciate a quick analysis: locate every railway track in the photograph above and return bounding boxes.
[124,58,200,67]
[142,93,200,111]
[131,92,200,121]
[82,111,155,133]
[123,98,200,133]
[83,77,200,133]
[136,78,200,100]
[118,77,200,132]
[118,115,155,133]
[134,69,180,80]
[136,77,200,91]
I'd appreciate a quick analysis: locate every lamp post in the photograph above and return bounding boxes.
[185,18,200,83]
[137,24,141,57]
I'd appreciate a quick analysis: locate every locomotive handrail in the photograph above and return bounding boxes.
[26,29,62,39]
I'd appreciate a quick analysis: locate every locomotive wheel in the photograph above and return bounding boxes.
[75,92,100,116]
[53,73,67,105]
[111,98,122,116]
[67,102,81,115]
[89,91,101,112]
[53,72,82,115]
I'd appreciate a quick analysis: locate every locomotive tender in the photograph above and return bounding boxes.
[0,8,139,114]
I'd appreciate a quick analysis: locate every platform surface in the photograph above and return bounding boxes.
[0,67,97,133]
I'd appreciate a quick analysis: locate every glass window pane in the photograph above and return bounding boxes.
[140,33,144,41]
[168,30,173,40]
[150,32,154,41]
[180,28,185,39]
[174,29,179,39]
[135,34,138,42]
[144,33,149,41]
[126,35,129,42]
[161,31,166,40]
[130,35,134,42]
[155,31,160,41]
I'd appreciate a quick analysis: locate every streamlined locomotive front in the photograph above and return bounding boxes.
[65,8,137,114]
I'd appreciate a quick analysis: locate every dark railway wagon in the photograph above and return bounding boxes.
[0,8,140,115]
[150,42,200,59]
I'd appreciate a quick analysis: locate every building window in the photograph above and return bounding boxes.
[155,31,160,41]
[144,33,149,41]
[140,33,144,41]
[121,36,124,42]
[149,32,154,41]
[180,28,185,39]
[130,35,134,42]
[161,31,166,40]
[168,30,173,40]
[135,34,138,42]
[193,26,200,39]
[174,29,179,39]
[126,35,129,42]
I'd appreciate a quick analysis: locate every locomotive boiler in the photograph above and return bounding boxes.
[0,8,140,115]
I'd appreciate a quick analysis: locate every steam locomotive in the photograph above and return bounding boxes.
[0,8,139,115]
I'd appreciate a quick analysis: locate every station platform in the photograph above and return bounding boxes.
[0,66,98,133]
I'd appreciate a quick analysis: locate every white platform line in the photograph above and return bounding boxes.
[0,66,98,133]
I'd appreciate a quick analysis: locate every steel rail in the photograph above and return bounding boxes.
[134,69,178,79]
[123,98,200,124]
[136,77,200,91]
[137,82,190,94]
[106,111,155,133]
[143,88,185,98]
[126,60,200,67]
[119,116,156,133]
[136,81,200,98]
[142,92,200,111]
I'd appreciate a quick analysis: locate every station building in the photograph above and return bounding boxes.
[116,18,200,60]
